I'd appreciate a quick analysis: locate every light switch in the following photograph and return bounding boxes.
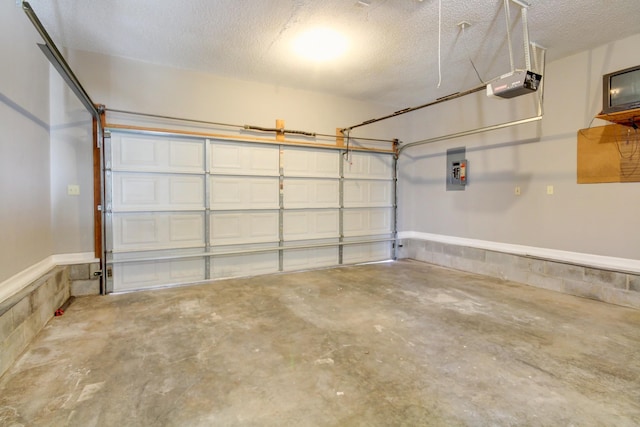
[68,185,80,196]
[546,185,554,195]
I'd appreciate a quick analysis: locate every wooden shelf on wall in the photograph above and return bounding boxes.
[595,108,640,127]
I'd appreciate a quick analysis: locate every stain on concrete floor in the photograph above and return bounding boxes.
[1,260,639,426]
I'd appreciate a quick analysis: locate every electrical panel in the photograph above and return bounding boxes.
[446,147,467,191]
[450,159,467,186]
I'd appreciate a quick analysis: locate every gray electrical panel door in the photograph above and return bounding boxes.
[446,147,467,191]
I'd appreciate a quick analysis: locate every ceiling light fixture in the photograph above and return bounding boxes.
[293,28,349,62]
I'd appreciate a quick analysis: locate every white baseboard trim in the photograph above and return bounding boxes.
[52,252,99,266]
[398,231,640,274]
[0,253,99,305]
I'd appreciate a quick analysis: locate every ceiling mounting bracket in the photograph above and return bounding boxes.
[510,0,530,7]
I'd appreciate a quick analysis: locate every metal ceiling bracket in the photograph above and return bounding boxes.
[510,0,530,8]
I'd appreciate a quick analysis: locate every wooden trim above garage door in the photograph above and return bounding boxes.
[105,123,397,154]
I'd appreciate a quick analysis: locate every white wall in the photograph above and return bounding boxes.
[66,49,400,143]
[0,0,53,284]
[65,33,640,263]
[1,2,96,298]
[49,69,95,255]
[397,33,640,260]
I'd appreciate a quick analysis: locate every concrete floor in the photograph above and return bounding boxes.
[1,260,639,426]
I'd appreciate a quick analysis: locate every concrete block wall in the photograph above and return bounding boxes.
[398,239,640,310]
[69,262,101,296]
[0,266,70,378]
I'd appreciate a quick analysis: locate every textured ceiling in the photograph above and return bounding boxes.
[27,0,640,108]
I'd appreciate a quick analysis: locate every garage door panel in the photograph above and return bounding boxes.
[283,181,309,204]
[114,173,204,211]
[117,176,158,206]
[283,246,339,271]
[108,131,395,291]
[369,181,392,204]
[343,208,392,237]
[169,140,205,170]
[283,179,339,208]
[344,152,393,179]
[343,208,393,236]
[169,258,206,281]
[112,135,204,173]
[210,176,279,210]
[117,137,156,167]
[211,252,279,279]
[283,149,310,175]
[170,215,205,242]
[113,258,206,291]
[170,177,205,205]
[253,181,280,204]
[211,144,240,170]
[317,182,339,204]
[117,260,159,288]
[212,215,241,239]
[120,217,157,245]
[283,210,339,241]
[113,213,205,252]
[343,180,392,207]
[343,181,364,205]
[343,210,364,233]
[283,148,339,178]
[210,211,279,245]
[343,242,391,264]
[210,142,279,176]
[369,208,393,234]
[314,152,340,176]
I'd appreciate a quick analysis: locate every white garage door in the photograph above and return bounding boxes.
[105,131,395,292]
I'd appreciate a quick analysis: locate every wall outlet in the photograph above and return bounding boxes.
[67,185,80,196]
